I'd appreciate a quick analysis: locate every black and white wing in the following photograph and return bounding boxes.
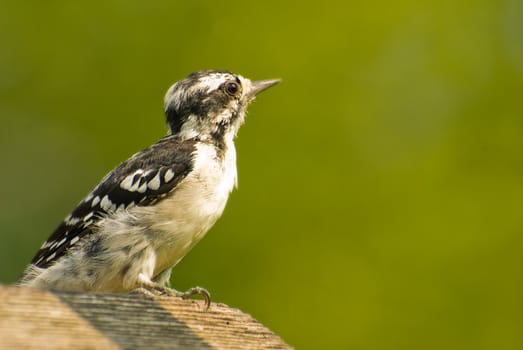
[31,136,197,268]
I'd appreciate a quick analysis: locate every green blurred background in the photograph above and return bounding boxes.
[1,0,522,348]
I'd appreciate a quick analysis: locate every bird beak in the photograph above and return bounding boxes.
[247,79,281,99]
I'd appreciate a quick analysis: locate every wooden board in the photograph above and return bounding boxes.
[0,286,291,349]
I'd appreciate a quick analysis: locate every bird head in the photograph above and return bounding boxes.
[164,70,280,141]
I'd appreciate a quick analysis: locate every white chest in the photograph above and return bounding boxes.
[148,140,238,271]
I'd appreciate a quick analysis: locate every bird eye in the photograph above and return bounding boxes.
[224,81,240,96]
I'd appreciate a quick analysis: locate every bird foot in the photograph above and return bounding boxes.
[178,286,211,310]
[132,284,211,310]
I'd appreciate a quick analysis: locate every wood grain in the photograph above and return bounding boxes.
[0,286,291,350]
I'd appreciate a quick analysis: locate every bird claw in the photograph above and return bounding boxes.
[179,286,211,310]
[130,286,160,297]
[132,284,211,310]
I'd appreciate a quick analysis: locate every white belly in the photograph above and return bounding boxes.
[143,141,237,275]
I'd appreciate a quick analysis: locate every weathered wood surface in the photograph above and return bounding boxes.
[0,286,291,350]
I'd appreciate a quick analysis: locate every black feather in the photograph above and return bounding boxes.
[31,136,197,268]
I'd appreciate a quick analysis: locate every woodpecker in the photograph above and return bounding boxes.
[18,70,280,307]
